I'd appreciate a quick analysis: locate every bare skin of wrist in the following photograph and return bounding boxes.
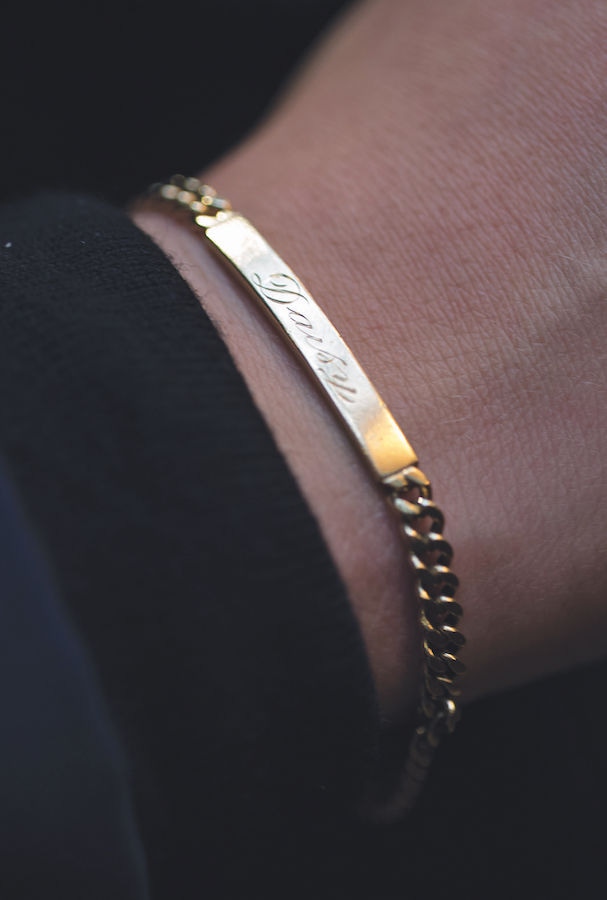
[134,0,607,721]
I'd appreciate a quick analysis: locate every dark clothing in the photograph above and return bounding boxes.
[0,458,149,900]
[0,194,377,898]
[0,192,605,900]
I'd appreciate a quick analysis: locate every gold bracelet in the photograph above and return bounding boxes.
[144,175,466,815]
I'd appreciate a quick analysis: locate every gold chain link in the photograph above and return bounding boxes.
[383,466,465,812]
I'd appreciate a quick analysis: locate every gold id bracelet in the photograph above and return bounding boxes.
[145,174,467,814]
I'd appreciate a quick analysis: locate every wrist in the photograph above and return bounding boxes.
[131,202,421,721]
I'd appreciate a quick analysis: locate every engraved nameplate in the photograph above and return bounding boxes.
[204,213,417,479]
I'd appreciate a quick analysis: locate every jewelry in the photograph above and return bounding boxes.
[144,175,466,813]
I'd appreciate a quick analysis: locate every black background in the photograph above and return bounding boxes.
[0,0,348,205]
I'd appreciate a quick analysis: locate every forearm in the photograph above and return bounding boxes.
[133,0,607,716]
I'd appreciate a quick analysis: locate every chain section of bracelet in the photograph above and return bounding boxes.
[145,174,466,815]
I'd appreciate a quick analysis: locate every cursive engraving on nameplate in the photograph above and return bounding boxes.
[252,272,357,404]
[204,213,418,478]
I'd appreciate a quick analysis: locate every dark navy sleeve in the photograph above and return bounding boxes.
[0,193,378,898]
[0,458,149,899]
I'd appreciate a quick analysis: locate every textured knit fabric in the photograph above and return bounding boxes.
[0,193,378,898]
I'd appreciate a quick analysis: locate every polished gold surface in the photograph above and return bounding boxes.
[205,212,419,479]
[146,175,466,815]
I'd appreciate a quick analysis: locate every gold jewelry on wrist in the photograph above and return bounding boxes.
[143,175,466,815]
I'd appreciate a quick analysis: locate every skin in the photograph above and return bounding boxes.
[133,0,607,722]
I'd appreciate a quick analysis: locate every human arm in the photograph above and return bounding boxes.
[134,0,607,718]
